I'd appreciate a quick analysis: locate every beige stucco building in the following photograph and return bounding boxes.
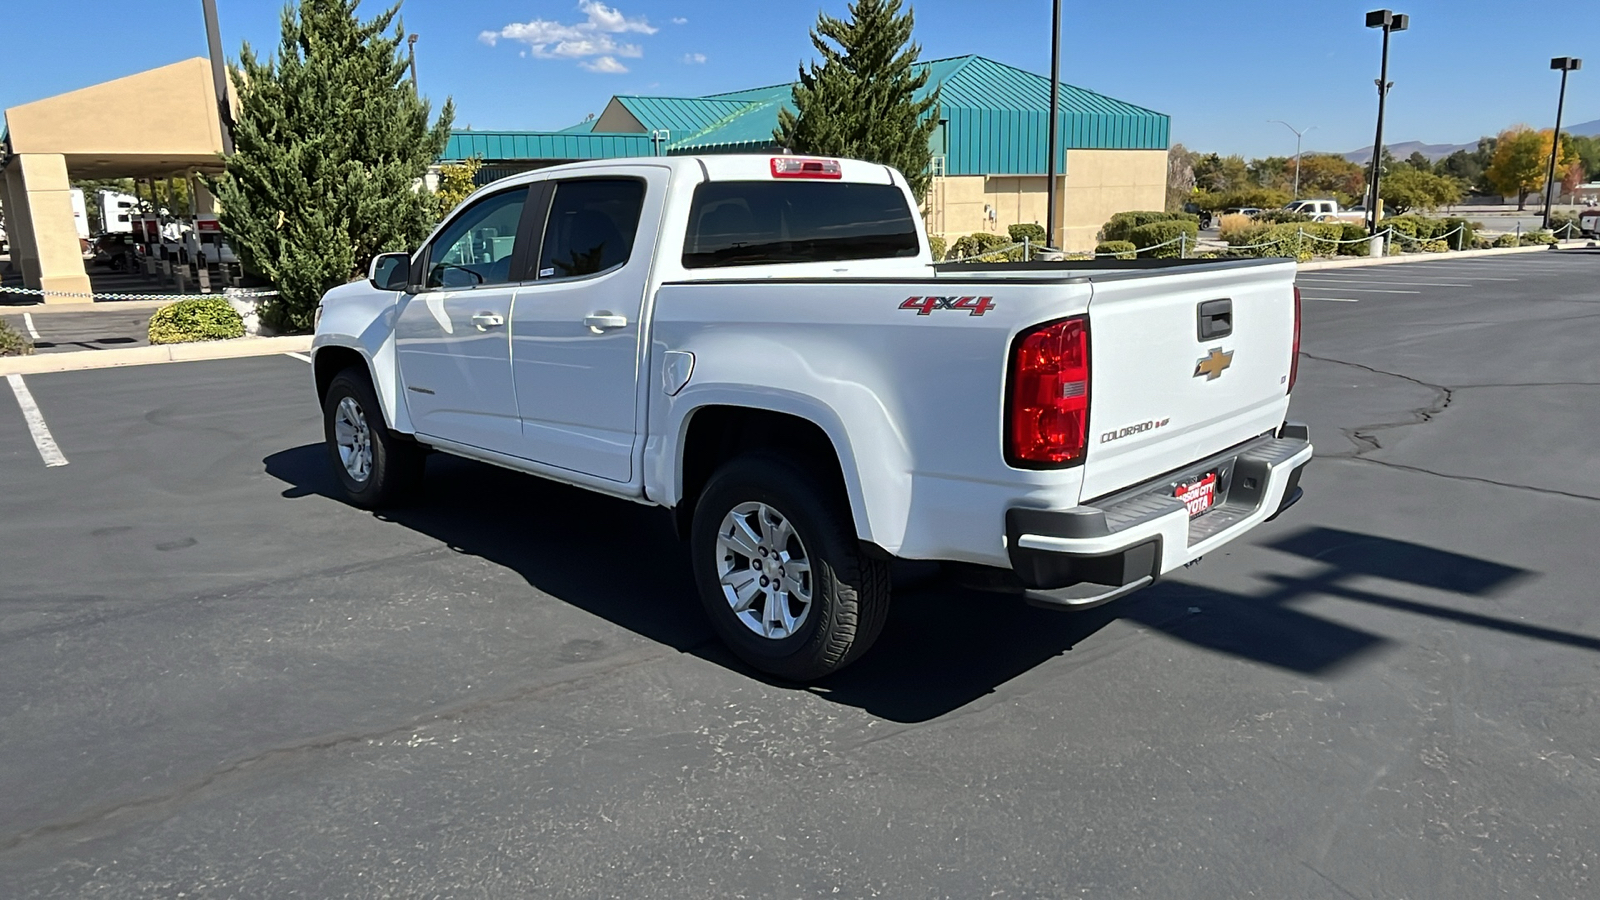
[2,58,228,301]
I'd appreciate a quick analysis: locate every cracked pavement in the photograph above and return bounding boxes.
[2,251,1599,898]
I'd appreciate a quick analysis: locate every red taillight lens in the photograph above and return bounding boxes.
[1007,316,1091,467]
[770,157,842,179]
[1288,285,1302,393]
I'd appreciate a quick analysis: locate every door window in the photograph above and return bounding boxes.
[425,188,527,288]
[537,179,646,280]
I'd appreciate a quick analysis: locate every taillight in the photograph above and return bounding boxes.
[1007,316,1091,467]
[770,157,842,179]
[1288,285,1302,393]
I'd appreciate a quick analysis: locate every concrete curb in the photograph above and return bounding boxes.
[1297,241,1594,271]
[0,335,312,377]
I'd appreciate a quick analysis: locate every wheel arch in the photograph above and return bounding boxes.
[673,403,881,551]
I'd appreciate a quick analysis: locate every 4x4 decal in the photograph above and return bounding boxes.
[900,295,996,317]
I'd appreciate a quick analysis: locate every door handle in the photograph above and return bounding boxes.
[584,313,628,333]
[471,312,505,330]
[1197,299,1232,340]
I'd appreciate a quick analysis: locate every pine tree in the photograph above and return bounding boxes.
[212,0,453,330]
[774,0,939,202]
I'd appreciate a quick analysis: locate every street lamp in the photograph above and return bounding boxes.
[1269,120,1317,199]
[1044,0,1062,250]
[407,34,420,88]
[1364,9,1408,235]
[1543,56,1583,230]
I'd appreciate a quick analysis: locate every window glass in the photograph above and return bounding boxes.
[682,181,919,269]
[537,179,646,279]
[425,188,526,288]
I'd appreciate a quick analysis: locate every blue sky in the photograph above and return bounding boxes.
[2,0,1595,158]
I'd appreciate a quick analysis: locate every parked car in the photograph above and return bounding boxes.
[89,233,138,271]
[1281,199,1365,222]
[1579,207,1600,238]
[1222,206,1265,219]
[311,155,1312,680]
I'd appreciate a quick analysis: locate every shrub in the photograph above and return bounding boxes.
[147,297,246,345]
[1226,222,1344,261]
[1095,240,1137,260]
[0,318,35,357]
[1549,211,1578,237]
[1102,210,1197,243]
[1338,222,1371,256]
[1440,217,1476,250]
[1520,230,1557,246]
[1423,240,1450,253]
[1472,235,1494,250]
[928,235,947,261]
[1217,213,1258,239]
[946,232,1021,263]
[1493,233,1519,248]
[1007,223,1048,246]
[1253,209,1314,225]
[1127,220,1200,258]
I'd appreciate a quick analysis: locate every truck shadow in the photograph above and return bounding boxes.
[265,445,1550,724]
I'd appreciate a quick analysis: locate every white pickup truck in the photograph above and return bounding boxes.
[311,155,1311,680]
[1282,199,1365,222]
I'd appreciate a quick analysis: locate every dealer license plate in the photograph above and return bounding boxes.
[1175,472,1218,518]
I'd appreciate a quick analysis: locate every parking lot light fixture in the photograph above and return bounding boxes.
[1543,57,1582,231]
[1364,9,1408,235]
[1270,120,1316,199]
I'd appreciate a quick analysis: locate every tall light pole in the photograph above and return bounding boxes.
[1269,120,1316,199]
[1364,9,1408,235]
[407,34,420,88]
[1044,0,1062,249]
[1543,57,1582,230]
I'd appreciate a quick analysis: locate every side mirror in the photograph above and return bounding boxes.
[369,251,411,291]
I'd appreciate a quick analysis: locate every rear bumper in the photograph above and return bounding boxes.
[1006,424,1312,609]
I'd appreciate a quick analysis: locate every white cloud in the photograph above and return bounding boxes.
[580,56,629,73]
[671,16,688,24]
[682,52,707,64]
[480,2,656,69]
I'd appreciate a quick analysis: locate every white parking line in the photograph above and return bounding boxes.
[5,374,68,467]
[22,313,41,340]
[1298,278,1473,287]
[284,352,313,363]
[1296,286,1420,294]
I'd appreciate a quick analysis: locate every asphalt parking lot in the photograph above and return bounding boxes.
[2,250,1598,898]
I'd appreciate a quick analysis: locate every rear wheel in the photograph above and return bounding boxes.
[322,367,424,508]
[690,455,890,681]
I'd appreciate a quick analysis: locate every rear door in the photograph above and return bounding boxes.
[509,169,666,482]
[1078,262,1297,499]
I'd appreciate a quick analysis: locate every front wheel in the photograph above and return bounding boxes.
[321,367,424,508]
[690,455,890,681]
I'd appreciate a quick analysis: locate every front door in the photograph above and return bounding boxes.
[395,186,533,457]
[511,172,664,482]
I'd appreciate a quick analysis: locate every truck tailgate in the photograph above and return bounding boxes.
[1080,261,1297,500]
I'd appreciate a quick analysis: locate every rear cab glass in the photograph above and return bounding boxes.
[682,181,919,269]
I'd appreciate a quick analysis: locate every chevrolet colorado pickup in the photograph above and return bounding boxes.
[311,154,1312,680]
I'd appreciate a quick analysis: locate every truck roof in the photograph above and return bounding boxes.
[477,154,903,191]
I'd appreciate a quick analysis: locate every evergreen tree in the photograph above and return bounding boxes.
[212,0,452,330]
[774,0,939,202]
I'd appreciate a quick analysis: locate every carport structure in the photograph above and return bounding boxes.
[1,58,229,302]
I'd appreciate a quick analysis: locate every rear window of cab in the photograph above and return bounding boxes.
[682,181,920,269]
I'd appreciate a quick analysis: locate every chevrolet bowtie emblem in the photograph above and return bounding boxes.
[1194,347,1234,381]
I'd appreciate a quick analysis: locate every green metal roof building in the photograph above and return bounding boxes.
[440,55,1171,250]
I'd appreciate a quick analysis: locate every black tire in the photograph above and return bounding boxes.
[690,454,891,681]
[322,367,424,508]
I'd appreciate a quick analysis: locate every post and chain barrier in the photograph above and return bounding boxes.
[0,285,280,303]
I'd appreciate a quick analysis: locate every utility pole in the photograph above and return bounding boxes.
[201,0,233,154]
[1269,120,1316,199]
[1364,9,1408,235]
[1543,57,1582,230]
[408,34,420,89]
[1044,0,1061,250]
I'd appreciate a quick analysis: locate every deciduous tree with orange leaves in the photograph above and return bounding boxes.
[1486,126,1578,209]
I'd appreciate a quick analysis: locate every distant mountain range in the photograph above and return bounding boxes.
[1341,118,1600,163]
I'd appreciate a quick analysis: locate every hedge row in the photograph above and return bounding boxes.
[1101,210,1198,244]
[1095,241,1137,260]
[944,232,1021,262]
